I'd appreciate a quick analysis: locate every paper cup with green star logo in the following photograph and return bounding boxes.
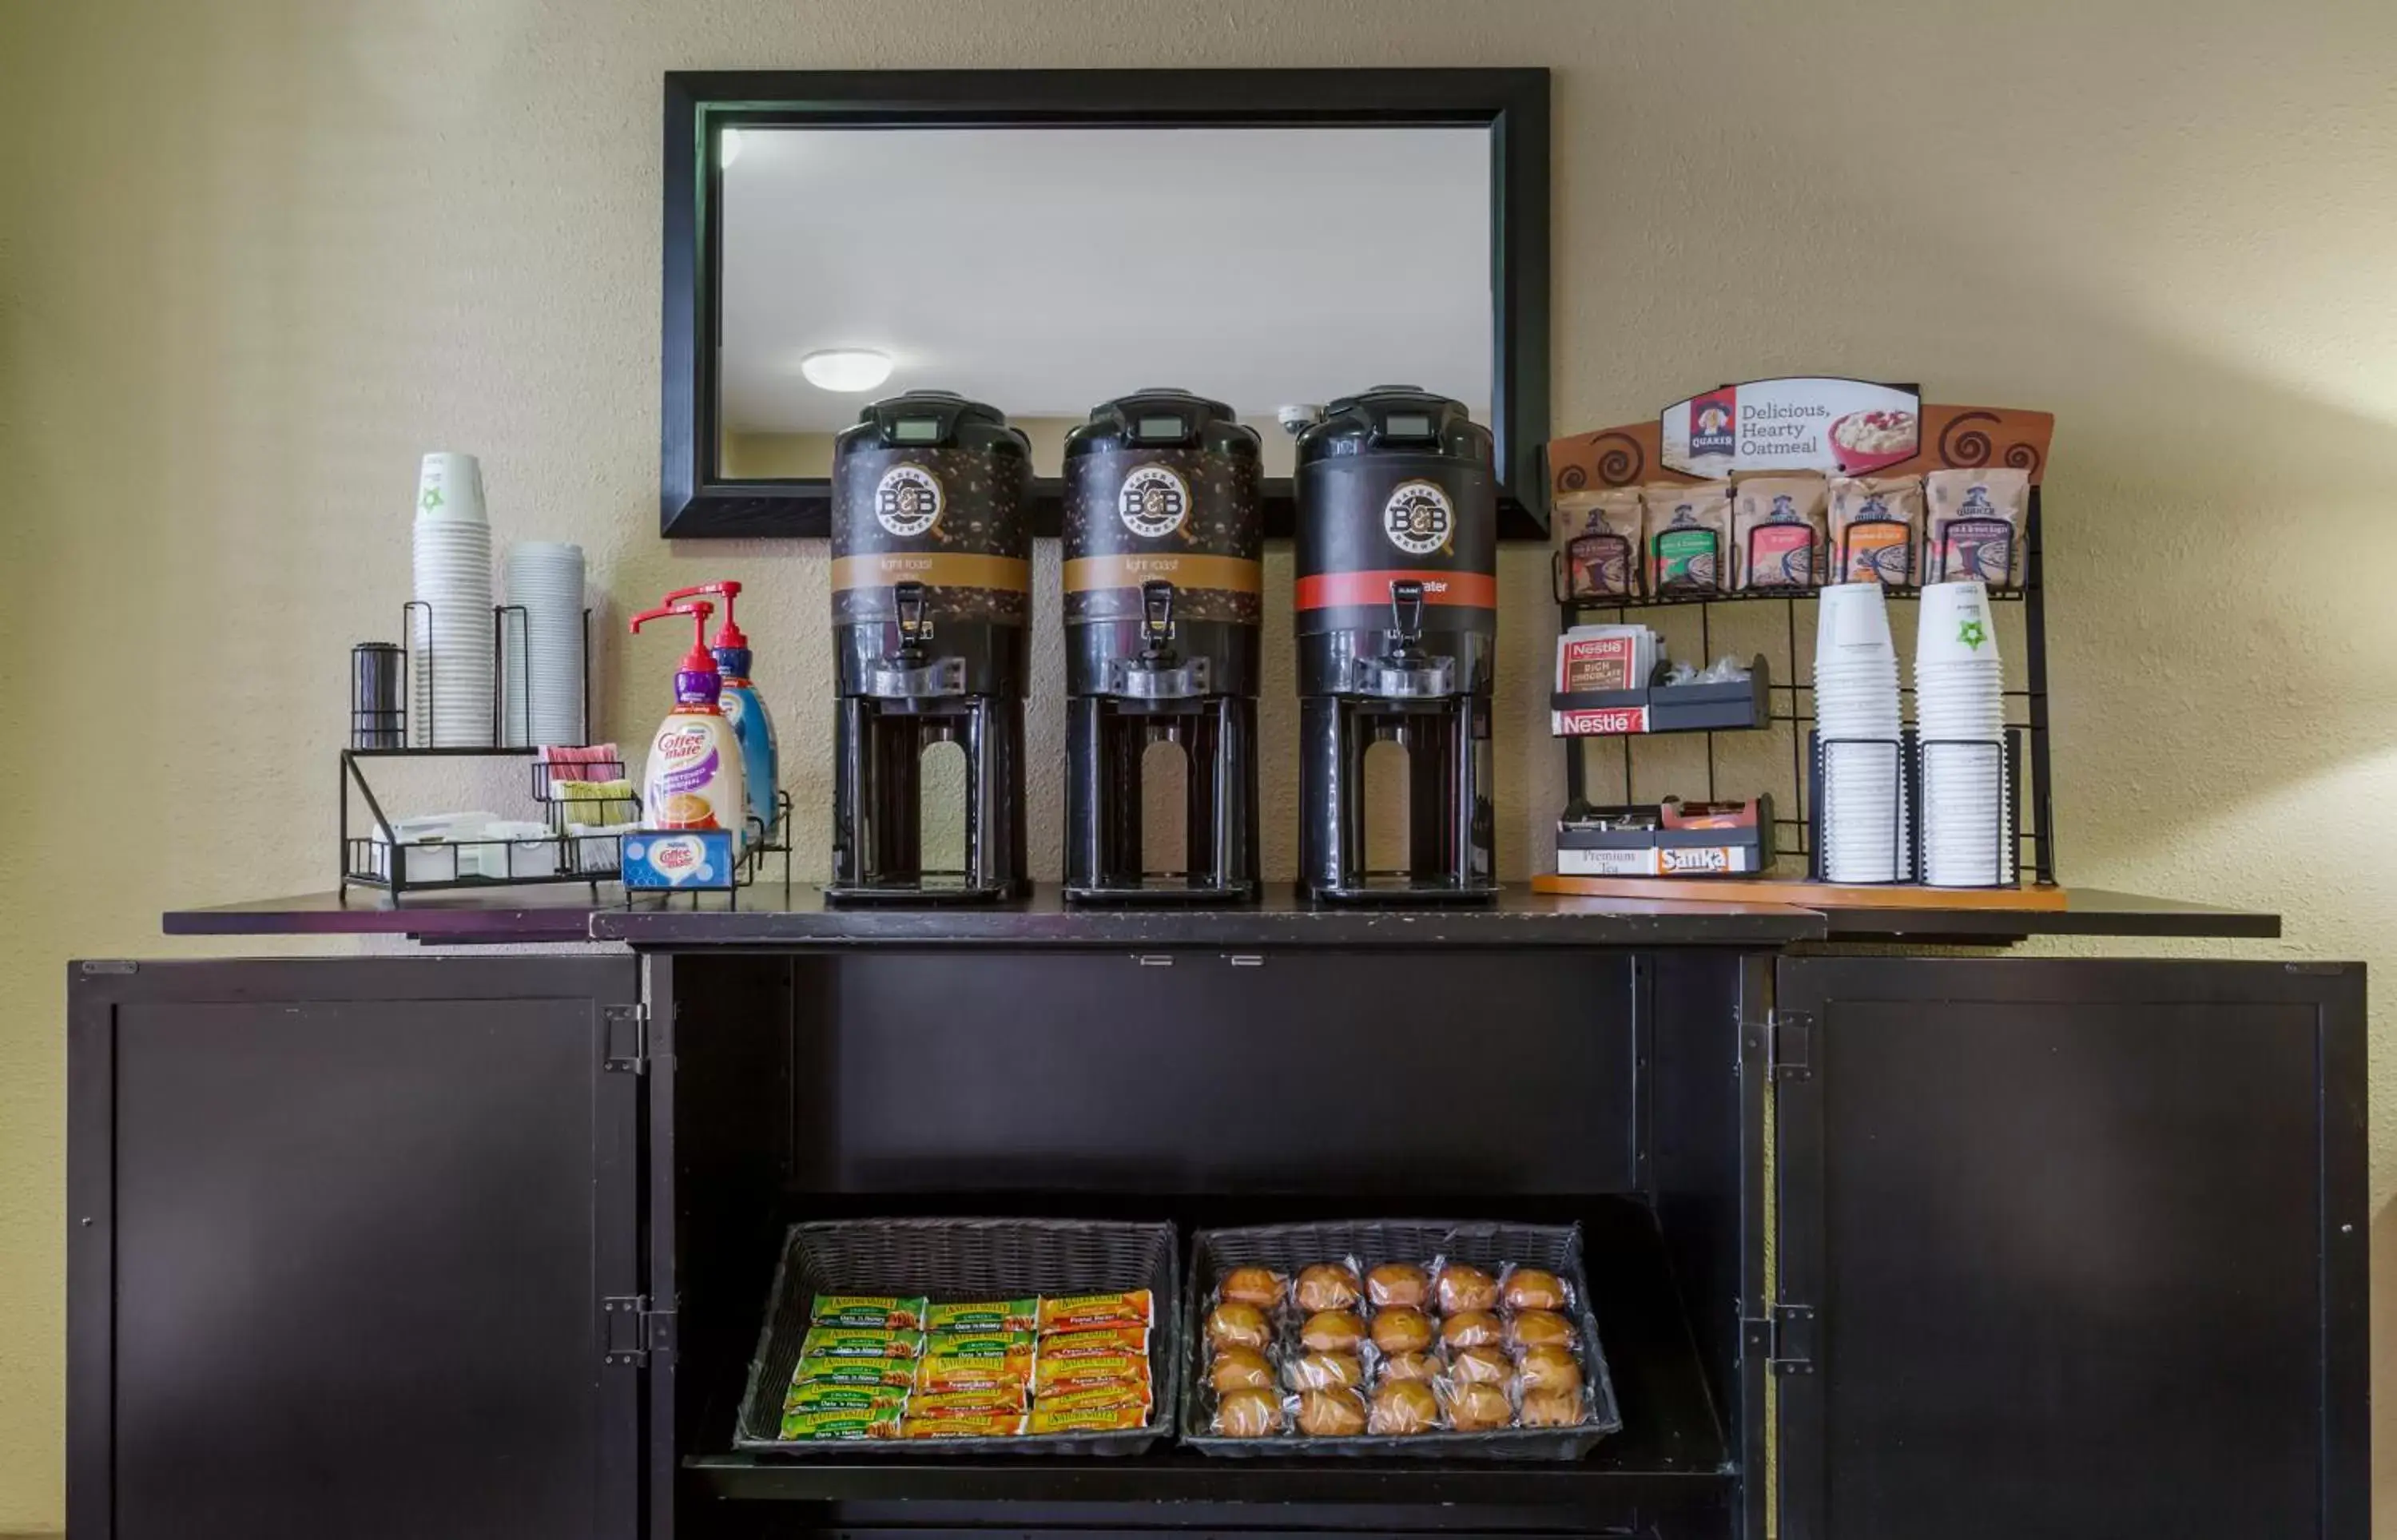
[416,451,487,525]
[1914,581,2001,666]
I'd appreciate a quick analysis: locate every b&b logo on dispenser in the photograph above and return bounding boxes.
[1118,466,1191,538]
[874,463,944,537]
[1382,479,1455,556]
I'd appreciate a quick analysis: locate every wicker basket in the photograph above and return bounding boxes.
[1181,1219,1623,1459]
[735,1217,1179,1457]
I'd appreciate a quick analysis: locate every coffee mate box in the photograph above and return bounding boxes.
[622,830,737,891]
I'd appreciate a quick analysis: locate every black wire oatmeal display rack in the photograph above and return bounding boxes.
[1552,487,2055,885]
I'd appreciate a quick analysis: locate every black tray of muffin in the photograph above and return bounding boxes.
[1179,1219,1623,1459]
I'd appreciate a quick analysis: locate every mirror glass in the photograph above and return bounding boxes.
[715,126,1494,482]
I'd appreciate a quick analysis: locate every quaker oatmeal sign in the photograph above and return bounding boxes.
[1660,378,1922,478]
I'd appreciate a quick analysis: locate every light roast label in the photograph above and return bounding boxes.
[874,463,944,537]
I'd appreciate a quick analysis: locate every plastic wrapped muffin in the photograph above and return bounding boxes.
[1211,1387,1282,1437]
[1209,1345,1275,1393]
[1218,1267,1287,1311]
[1296,1388,1368,1436]
[1434,1261,1500,1314]
[1295,1261,1361,1312]
[1368,1378,1441,1435]
[1369,1306,1434,1355]
[1206,1301,1272,1353]
[1286,1351,1364,1391]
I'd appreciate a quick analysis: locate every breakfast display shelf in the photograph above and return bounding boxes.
[1555,488,2053,884]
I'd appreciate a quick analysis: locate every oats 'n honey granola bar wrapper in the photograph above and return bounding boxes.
[782,1381,911,1418]
[797,1325,924,1360]
[925,1298,1038,1334]
[809,1294,928,1331]
[924,1328,1036,1359]
[789,1353,916,1391]
[777,1407,903,1441]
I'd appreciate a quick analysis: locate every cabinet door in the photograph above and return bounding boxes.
[1772,957,2367,1540]
[69,956,643,1540]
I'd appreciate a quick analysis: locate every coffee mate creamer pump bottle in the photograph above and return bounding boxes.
[628,600,747,855]
[662,580,780,843]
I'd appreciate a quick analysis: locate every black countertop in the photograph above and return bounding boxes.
[162,883,2279,948]
[590,883,1824,947]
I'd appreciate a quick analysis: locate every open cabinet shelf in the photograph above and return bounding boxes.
[682,1193,1730,1525]
[654,949,1762,1538]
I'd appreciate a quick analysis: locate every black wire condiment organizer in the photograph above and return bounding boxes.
[1553,487,2054,884]
[342,602,794,903]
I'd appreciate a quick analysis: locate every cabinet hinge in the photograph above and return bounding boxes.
[1746,1304,1817,1374]
[1764,1303,1816,1375]
[603,1295,673,1365]
[602,1003,650,1074]
[1767,1010,1815,1082]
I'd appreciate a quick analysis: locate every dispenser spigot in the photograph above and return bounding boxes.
[892,580,932,659]
[1387,579,1427,658]
[1139,579,1178,656]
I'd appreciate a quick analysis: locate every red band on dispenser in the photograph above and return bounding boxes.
[1293,570,1499,611]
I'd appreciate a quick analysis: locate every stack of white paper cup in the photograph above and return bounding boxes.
[1814,583,1908,882]
[502,542,587,748]
[411,452,495,748]
[1914,581,2011,886]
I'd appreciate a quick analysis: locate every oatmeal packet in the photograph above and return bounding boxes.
[1552,486,1644,600]
[1640,482,1732,594]
[1731,474,1827,590]
[1923,467,2029,588]
[1827,475,1923,586]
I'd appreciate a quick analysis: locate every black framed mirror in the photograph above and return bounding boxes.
[662,69,1548,541]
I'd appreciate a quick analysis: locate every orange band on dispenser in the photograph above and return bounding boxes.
[1063,554,1262,595]
[830,553,1031,593]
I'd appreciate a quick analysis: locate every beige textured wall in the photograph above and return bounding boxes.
[4,0,2396,1529]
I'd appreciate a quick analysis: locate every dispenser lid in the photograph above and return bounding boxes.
[1298,384,1492,466]
[837,390,1029,456]
[1063,387,1261,461]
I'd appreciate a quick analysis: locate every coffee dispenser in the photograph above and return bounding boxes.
[827,391,1032,902]
[1062,390,1263,903]
[1294,386,1498,903]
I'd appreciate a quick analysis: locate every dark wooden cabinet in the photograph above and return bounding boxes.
[1771,957,2368,1540]
[68,956,642,1540]
[67,940,2367,1539]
